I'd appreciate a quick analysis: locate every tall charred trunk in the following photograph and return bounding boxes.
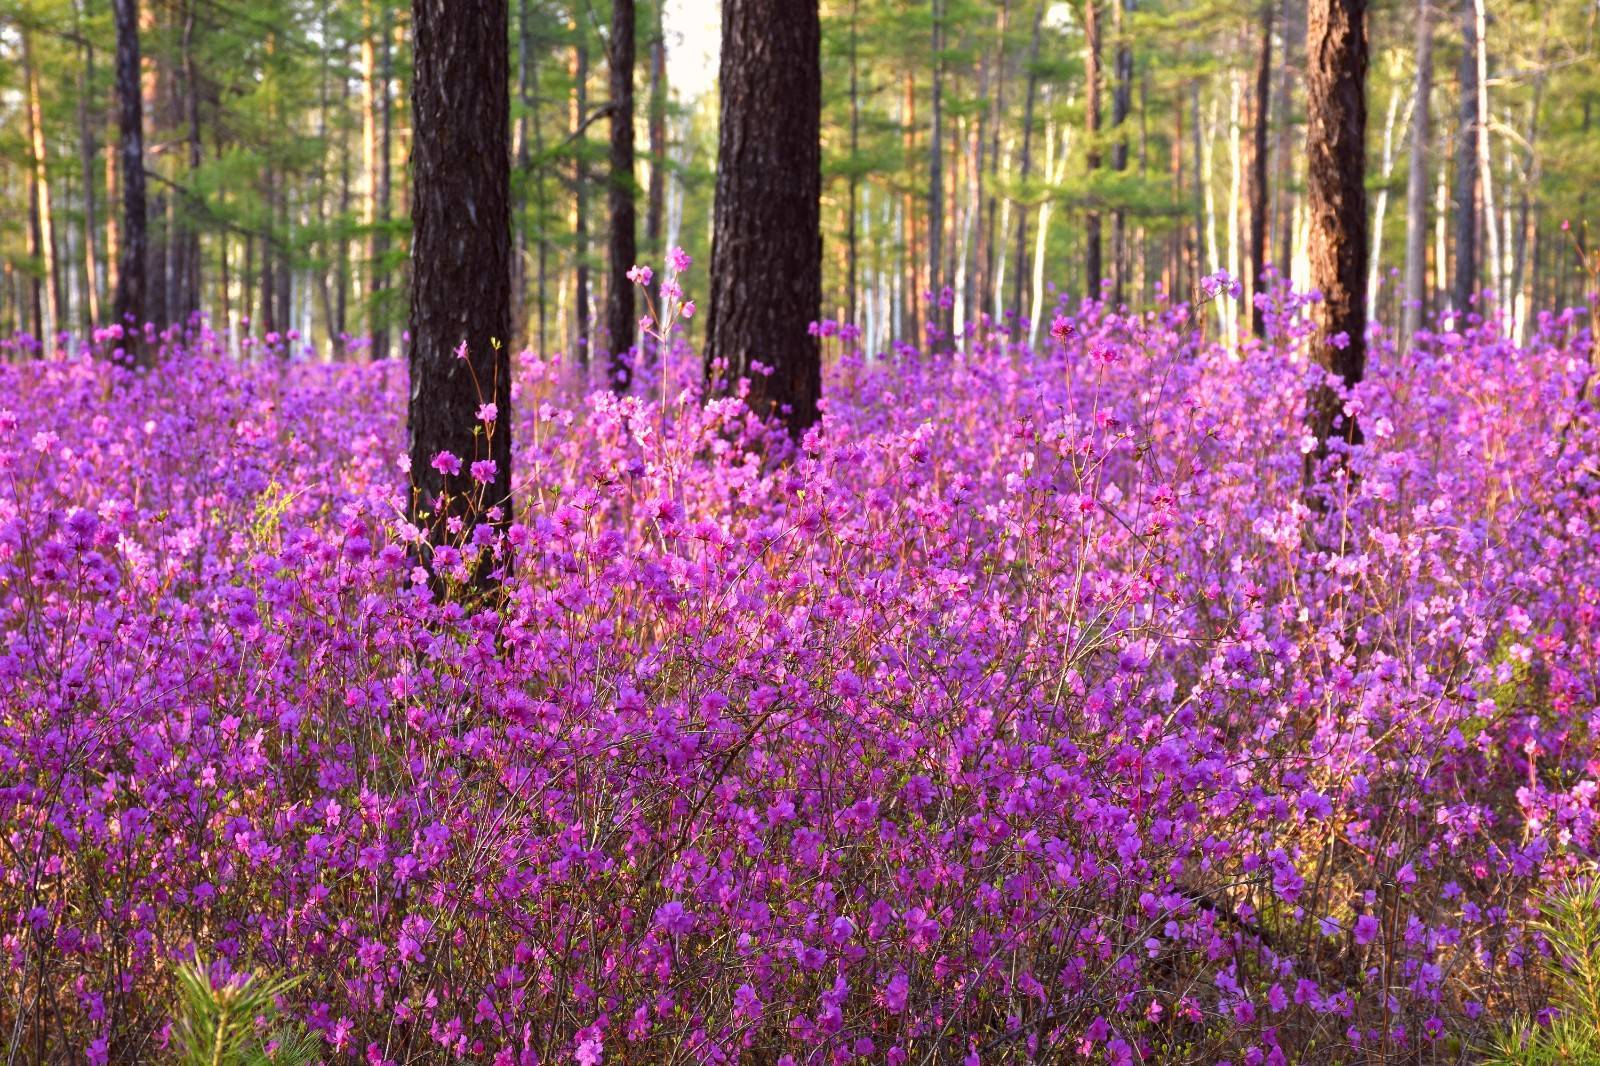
[605,0,638,389]
[407,0,514,563]
[112,0,148,356]
[1249,0,1273,335]
[704,0,822,435]
[1084,0,1103,296]
[1110,0,1134,307]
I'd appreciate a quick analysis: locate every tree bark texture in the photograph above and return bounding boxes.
[605,0,639,389]
[407,0,514,547]
[704,0,823,436]
[112,0,148,357]
[1305,0,1368,461]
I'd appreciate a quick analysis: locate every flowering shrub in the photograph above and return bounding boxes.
[1,282,1598,1065]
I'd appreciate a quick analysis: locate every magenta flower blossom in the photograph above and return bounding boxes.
[667,245,692,273]
[626,264,653,286]
[429,450,462,476]
[470,459,497,484]
[476,402,497,423]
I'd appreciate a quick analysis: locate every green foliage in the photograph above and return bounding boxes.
[1482,875,1600,1066]
[170,959,320,1066]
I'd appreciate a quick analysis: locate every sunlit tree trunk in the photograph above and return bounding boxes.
[1083,0,1103,296]
[646,0,667,258]
[1401,0,1432,342]
[1451,0,1478,314]
[1305,0,1368,464]
[24,26,61,345]
[1110,0,1134,307]
[1011,2,1044,319]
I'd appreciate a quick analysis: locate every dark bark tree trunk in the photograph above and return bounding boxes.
[1011,2,1045,319]
[408,0,513,555]
[337,70,353,340]
[573,26,591,366]
[513,0,531,343]
[1110,0,1135,308]
[1402,0,1432,341]
[74,2,103,328]
[1305,0,1368,465]
[928,0,946,346]
[846,0,860,328]
[112,0,148,356]
[704,0,822,435]
[1084,0,1103,297]
[646,0,667,257]
[180,0,203,323]
[1249,0,1273,336]
[1452,0,1478,313]
[372,10,395,360]
[980,0,1009,318]
[605,0,639,389]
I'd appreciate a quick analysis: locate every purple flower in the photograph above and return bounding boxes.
[655,901,694,936]
[626,264,653,286]
[667,245,692,273]
[430,450,462,476]
[470,460,497,484]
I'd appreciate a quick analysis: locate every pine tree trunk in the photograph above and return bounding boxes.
[605,0,638,388]
[75,4,103,328]
[704,0,822,435]
[979,0,1008,319]
[1452,0,1478,313]
[846,0,860,328]
[928,0,946,345]
[1249,0,1273,336]
[572,25,591,367]
[408,0,513,556]
[1011,2,1044,319]
[372,10,394,359]
[1401,0,1432,341]
[646,0,667,257]
[180,0,203,323]
[1084,0,1103,297]
[1472,0,1499,313]
[112,0,148,354]
[1110,0,1134,308]
[1305,0,1368,460]
[24,27,62,346]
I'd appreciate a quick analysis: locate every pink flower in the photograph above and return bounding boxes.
[1050,314,1075,343]
[667,245,692,273]
[470,460,497,484]
[626,264,653,286]
[430,451,462,476]
[476,403,497,423]
[453,339,469,360]
[681,301,696,320]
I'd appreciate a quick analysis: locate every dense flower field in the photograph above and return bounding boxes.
[1,284,1598,1064]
